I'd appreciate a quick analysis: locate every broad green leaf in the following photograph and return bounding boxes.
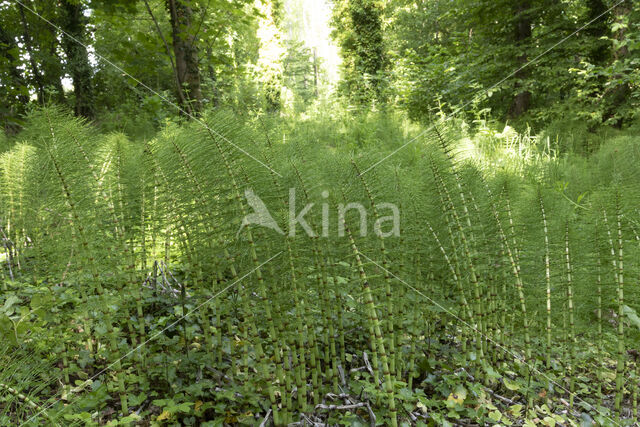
[623,305,640,330]
[488,410,502,422]
[503,377,520,391]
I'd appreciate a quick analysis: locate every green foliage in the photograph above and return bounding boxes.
[282,40,317,109]
[384,0,640,132]
[331,0,387,107]
[1,108,640,425]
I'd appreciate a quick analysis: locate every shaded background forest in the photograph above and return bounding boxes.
[1,0,639,141]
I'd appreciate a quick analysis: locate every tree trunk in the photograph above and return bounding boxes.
[41,41,66,105]
[143,0,189,108]
[34,2,66,105]
[0,22,29,130]
[167,0,202,114]
[18,2,45,104]
[0,24,29,103]
[586,0,610,65]
[313,47,319,98]
[605,2,630,128]
[508,0,532,118]
[349,0,385,105]
[60,0,94,119]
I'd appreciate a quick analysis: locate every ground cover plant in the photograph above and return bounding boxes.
[1,107,640,426]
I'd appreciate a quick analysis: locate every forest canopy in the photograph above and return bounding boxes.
[1,0,638,132]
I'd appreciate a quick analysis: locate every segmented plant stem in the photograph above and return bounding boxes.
[615,201,626,416]
[565,223,575,407]
[344,223,397,427]
[539,194,552,369]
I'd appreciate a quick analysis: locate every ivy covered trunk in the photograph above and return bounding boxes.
[167,0,202,113]
[605,2,631,127]
[508,0,532,118]
[0,22,30,127]
[60,0,94,119]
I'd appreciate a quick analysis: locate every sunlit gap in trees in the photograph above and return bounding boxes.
[282,0,340,84]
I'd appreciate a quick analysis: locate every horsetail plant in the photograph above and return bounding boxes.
[343,220,397,427]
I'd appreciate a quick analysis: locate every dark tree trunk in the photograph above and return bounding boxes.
[143,0,189,107]
[586,0,610,65]
[604,2,630,128]
[60,0,94,119]
[41,41,66,105]
[0,22,30,126]
[167,0,202,113]
[350,0,385,104]
[18,2,45,104]
[508,0,532,118]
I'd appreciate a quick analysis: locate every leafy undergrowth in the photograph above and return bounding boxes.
[0,275,636,426]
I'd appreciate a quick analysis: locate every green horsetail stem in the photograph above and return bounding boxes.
[198,284,214,361]
[615,202,626,417]
[486,186,530,361]
[467,191,494,357]
[310,237,339,398]
[213,267,224,366]
[208,131,284,424]
[42,133,129,413]
[431,160,484,359]
[214,270,229,366]
[0,382,58,425]
[499,254,510,353]
[632,228,640,419]
[564,223,575,407]
[222,248,250,376]
[266,268,293,425]
[352,160,398,380]
[426,221,472,357]
[435,127,486,344]
[62,342,71,400]
[344,223,397,427]
[264,253,292,423]
[426,222,472,321]
[328,254,347,369]
[539,193,552,369]
[504,195,521,275]
[225,233,282,416]
[430,179,472,357]
[603,208,624,417]
[261,153,306,404]
[595,223,603,403]
[286,242,309,412]
[112,139,147,365]
[290,164,325,405]
[488,276,499,364]
[140,171,147,271]
[392,186,407,380]
[319,253,340,393]
[408,255,423,389]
